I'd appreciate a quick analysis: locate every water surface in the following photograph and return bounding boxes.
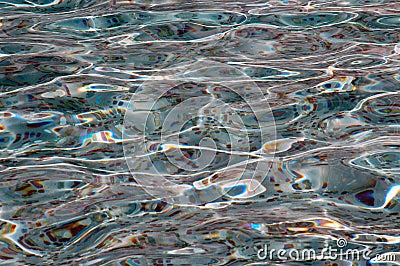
[0,0,399,265]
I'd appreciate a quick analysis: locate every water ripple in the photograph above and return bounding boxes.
[1,1,399,265]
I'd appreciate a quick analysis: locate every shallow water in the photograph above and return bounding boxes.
[0,0,399,265]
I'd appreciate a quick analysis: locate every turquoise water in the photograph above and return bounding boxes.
[0,0,399,265]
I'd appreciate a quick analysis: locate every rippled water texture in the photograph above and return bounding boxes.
[0,0,400,265]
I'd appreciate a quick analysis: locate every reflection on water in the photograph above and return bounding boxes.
[0,0,399,265]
